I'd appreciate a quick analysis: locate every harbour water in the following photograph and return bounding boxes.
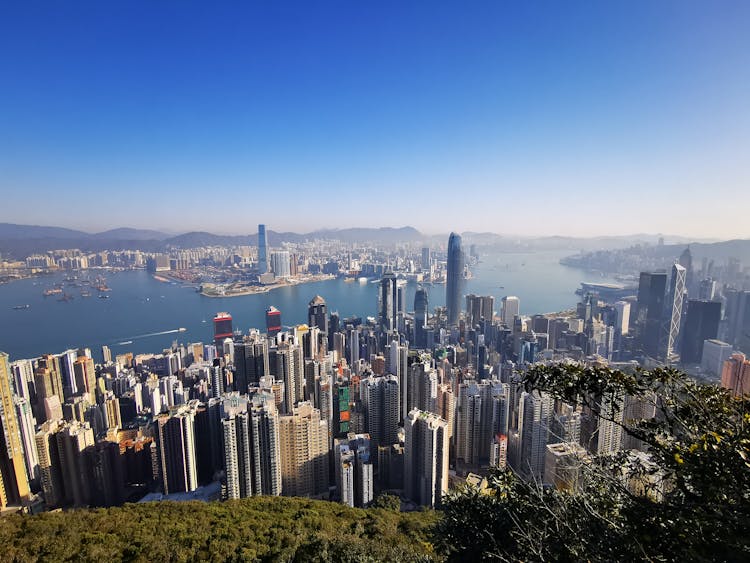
[0,249,621,362]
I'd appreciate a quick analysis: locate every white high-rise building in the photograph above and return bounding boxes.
[614,301,631,336]
[662,263,687,360]
[222,393,281,499]
[155,405,198,495]
[516,391,553,481]
[702,339,733,378]
[335,433,373,508]
[404,409,449,508]
[501,296,520,326]
[270,251,291,279]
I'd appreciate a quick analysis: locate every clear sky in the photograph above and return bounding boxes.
[1,1,748,238]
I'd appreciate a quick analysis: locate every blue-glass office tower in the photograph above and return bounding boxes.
[446,232,464,326]
[414,287,429,348]
[258,224,269,274]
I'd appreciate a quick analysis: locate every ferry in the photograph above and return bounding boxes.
[43,288,63,296]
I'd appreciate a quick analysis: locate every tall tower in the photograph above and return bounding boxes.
[258,224,269,274]
[516,390,553,481]
[220,393,280,499]
[361,375,400,451]
[0,352,31,507]
[213,312,233,351]
[635,272,667,358]
[446,232,464,326]
[155,406,198,495]
[308,296,328,337]
[501,296,520,326]
[414,287,429,348]
[403,409,449,508]
[234,332,269,393]
[662,263,687,361]
[265,306,281,338]
[378,271,398,334]
[277,402,329,497]
[681,299,721,364]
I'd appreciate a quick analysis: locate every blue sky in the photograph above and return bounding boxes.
[1,2,748,237]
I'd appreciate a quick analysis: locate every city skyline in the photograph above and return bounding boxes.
[1,2,749,238]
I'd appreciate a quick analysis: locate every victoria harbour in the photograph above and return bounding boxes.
[0,249,618,362]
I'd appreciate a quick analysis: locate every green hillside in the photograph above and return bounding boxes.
[0,496,440,562]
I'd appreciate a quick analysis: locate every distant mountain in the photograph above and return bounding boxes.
[0,223,89,240]
[0,221,740,262]
[164,232,254,248]
[162,227,422,248]
[308,227,422,244]
[94,228,170,241]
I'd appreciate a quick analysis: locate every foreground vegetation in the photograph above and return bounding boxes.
[2,364,747,562]
[437,364,750,561]
[0,496,439,562]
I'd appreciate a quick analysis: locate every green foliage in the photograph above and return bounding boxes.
[0,496,440,562]
[371,493,401,511]
[435,364,750,562]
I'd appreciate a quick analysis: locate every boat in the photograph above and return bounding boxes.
[99,294,110,299]
[119,340,133,345]
[43,288,63,296]
[80,290,92,297]
[12,304,30,310]
[178,327,187,332]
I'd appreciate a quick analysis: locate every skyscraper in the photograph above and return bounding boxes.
[221,392,281,499]
[516,390,553,481]
[306,294,326,330]
[378,271,398,334]
[234,332,270,393]
[466,294,495,329]
[213,312,233,351]
[421,247,431,271]
[361,375,400,451]
[446,232,464,326]
[155,405,198,495]
[681,300,722,364]
[335,433,373,508]
[403,409,449,508]
[278,402,329,497]
[414,287,429,348]
[662,263,687,361]
[501,296,520,326]
[0,352,31,507]
[258,224,269,274]
[73,356,96,403]
[635,272,667,358]
[266,306,282,338]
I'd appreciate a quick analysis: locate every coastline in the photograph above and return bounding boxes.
[200,274,336,298]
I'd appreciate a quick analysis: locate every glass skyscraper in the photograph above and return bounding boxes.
[258,224,269,274]
[446,232,464,326]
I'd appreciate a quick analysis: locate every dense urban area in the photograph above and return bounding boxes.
[0,224,747,528]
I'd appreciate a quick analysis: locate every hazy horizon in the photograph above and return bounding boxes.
[2,2,748,238]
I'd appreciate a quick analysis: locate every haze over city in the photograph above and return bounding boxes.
[2,1,749,238]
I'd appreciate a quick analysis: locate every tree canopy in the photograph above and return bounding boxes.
[434,364,750,562]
